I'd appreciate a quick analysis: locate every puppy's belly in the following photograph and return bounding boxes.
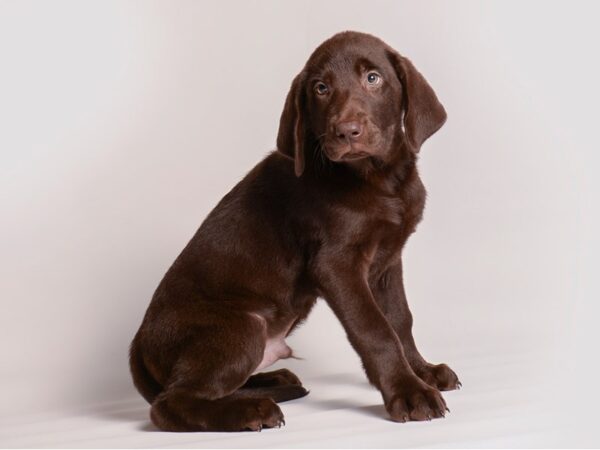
[255,333,292,371]
[249,313,294,371]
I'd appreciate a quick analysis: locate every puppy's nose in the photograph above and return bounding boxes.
[335,121,363,141]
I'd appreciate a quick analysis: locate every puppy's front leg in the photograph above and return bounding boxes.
[315,261,447,422]
[370,261,461,391]
[370,262,460,391]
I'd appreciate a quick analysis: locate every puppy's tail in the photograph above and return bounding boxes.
[237,385,309,403]
[129,334,163,404]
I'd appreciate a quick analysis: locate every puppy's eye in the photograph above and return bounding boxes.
[314,82,329,95]
[366,72,382,85]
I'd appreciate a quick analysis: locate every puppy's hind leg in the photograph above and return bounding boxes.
[151,388,285,432]
[150,315,284,432]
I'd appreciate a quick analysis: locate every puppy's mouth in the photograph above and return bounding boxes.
[341,150,370,161]
[324,143,373,162]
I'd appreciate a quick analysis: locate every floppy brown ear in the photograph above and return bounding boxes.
[388,51,447,152]
[276,73,306,177]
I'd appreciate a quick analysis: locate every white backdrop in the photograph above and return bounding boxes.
[1,0,599,444]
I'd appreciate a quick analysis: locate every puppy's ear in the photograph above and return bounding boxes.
[277,73,306,177]
[387,51,447,152]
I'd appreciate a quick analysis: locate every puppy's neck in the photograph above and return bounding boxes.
[350,143,418,194]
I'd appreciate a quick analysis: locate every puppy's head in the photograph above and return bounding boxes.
[277,31,446,177]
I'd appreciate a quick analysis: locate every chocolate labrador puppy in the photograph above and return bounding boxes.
[130,31,459,432]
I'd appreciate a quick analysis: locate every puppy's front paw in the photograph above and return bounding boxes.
[385,377,447,422]
[416,363,461,391]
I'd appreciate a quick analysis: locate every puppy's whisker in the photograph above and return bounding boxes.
[311,135,329,172]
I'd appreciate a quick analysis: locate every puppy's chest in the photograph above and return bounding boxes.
[363,183,426,267]
[326,175,426,262]
[370,179,425,232]
[370,202,419,255]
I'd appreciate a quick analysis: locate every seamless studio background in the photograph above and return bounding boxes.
[1,0,599,447]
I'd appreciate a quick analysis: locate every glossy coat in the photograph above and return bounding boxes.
[130,31,459,432]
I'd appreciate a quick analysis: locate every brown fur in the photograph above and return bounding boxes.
[130,31,459,432]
